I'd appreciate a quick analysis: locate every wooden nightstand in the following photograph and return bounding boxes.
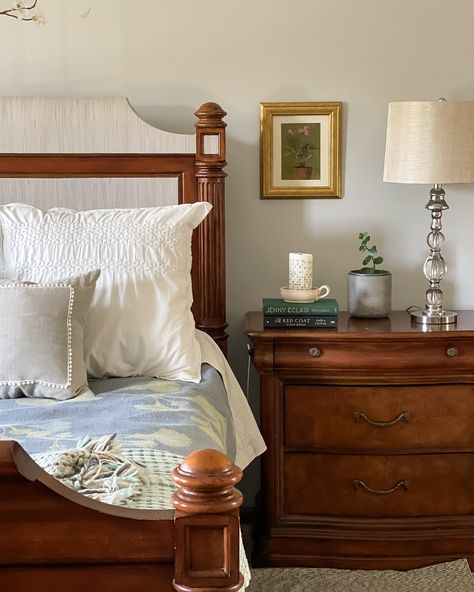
[245,310,474,570]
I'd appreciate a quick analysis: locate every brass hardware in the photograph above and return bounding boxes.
[354,411,410,428]
[308,347,321,358]
[446,346,458,357]
[353,479,410,496]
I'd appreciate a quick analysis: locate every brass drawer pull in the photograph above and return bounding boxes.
[354,411,410,428]
[308,347,321,358]
[353,479,410,496]
[446,346,459,357]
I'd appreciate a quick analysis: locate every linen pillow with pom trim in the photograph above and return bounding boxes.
[0,270,100,400]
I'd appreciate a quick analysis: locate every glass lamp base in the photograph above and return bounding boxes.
[410,309,457,325]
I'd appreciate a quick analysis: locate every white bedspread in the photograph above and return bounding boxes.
[197,330,266,469]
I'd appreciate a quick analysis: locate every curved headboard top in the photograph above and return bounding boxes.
[0,96,196,154]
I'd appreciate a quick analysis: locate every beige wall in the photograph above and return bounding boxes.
[2,0,474,499]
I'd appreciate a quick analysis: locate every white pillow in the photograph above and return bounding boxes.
[0,202,212,382]
[0,270,100,400]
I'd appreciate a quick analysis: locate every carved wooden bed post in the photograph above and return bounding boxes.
[172,449,244,592]
[194,103,228,354]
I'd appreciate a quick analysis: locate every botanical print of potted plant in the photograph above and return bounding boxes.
[347,232,392,318]
[281,123,321,181]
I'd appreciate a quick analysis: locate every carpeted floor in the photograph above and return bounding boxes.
[247,559,474,591]
[241,524,474,591]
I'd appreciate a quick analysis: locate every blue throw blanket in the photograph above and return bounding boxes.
[0,363,236,462]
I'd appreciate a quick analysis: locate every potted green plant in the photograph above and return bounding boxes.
[347,232,392,318]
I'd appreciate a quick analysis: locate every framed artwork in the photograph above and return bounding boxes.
[260,102,342,199]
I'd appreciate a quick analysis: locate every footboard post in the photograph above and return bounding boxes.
[172,449,244,592]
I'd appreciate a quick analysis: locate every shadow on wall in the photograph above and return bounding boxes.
[129,88,228,135]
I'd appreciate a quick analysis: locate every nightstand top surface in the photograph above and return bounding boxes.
[245,310,474,339]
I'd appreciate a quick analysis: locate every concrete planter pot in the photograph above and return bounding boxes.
[347,270,392,318]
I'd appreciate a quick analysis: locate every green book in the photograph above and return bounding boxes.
[262,297,338,316]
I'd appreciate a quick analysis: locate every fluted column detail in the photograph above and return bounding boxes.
[194,103,228,353]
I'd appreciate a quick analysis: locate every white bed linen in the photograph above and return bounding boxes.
[196,330,266,469]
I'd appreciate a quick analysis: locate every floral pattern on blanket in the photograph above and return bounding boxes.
[0,364,236,460]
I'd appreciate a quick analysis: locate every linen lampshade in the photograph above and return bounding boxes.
[383,100,474,185]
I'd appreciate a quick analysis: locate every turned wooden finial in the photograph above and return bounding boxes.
[194,102,227,126]
[172,449,243,514]
[194,102,227,166]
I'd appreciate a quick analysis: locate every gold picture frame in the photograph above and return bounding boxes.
[260,101,342,199]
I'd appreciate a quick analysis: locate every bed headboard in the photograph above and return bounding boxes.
[0,97,228,352]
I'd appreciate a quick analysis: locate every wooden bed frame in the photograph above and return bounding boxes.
[0,101,244,591]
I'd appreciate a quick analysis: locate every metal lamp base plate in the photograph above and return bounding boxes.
[410,309,457,325]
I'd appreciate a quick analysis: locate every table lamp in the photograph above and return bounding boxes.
[383,99,474,325]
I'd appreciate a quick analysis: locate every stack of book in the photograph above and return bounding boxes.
[262,297,338,328]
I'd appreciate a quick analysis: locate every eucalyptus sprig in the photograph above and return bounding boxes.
[358,232,384,274]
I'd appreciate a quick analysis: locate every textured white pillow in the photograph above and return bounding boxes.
[0,202,212,382]
[0,270,100,400]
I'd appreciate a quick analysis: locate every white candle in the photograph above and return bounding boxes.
[289,252,313,290]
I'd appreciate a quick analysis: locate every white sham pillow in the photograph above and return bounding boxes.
[0,270,100,400]
[0,202,212,382]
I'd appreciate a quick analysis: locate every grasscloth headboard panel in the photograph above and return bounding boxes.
[0,97,228,352]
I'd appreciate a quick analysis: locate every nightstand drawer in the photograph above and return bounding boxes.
[284,384,474,451]
[284,453,474,518]
[274,339,474,372]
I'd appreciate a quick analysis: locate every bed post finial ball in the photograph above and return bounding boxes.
[194,102,227,127]
[178,448,239,478]
[172,449,243,514]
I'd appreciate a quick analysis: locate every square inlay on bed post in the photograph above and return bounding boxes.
[172,449,244,591]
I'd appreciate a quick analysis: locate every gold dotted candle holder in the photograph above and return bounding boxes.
[289,252,313,290]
